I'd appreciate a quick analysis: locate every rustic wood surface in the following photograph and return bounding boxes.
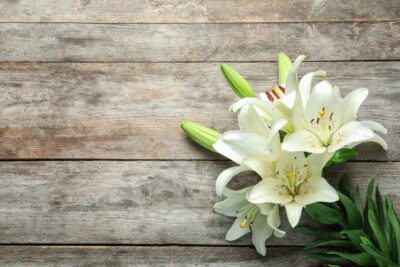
[0,161,397,245]
[0,246,319,267]
[0,0,398,266]
[0,62,397,160]
[0,0,398,23]
[0,22,399,62]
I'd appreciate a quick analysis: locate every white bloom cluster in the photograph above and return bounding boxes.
[212,54,387,255]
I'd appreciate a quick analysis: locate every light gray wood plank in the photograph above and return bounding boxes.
[0,62,397,160]
[0,161,397,245]
[0,0,398,23]
[0,246,318,267]
[0,22,399,62]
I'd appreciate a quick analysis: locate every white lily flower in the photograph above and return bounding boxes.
[228,55,309,134]
[282,80,388,154]
[212,104,285,196]
[214,187,285,256]
[247,152,338,228]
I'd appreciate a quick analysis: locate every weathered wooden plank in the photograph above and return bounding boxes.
[0,62,397,160]
[0,161,397,245]
[0,22,399,62]
[0,246,317,267]
[0,0,399,23]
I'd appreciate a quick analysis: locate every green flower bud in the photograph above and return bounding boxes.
[278,52,292,85]
[220,63,255,98]
[181,121,221,152]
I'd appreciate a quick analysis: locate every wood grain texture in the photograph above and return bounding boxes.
[0,62,397,160]
[0,246,318,267]
[0,22,399,62]
[0,0,399,23]
[0,161,397,245]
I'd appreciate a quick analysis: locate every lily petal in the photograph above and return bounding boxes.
[284,202,303,227]
[328,121,375,153]
[298,70,326,111]
[282,130,326,153]
[251,213,273,256]
[214,190,250,217]
[295,176,339,206]
[348,134,388,151]
[275,151,307,181]
[216,165,250,196]
[341,88,368,124]
[213,131,272,164]
[230,97,273,115]
[226,217,251,241]
[305,80,342,136]
[248,179,292,204]
[243,157,275,179]
[256,202,274,216]
[306,152,334,177]
[285,55,306,93]
[265,119,287,158]
[268,204,286,238]
[360,120,387,135]
[238,104,270,136]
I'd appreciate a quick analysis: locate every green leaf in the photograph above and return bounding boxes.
[367,210,390,257]
[277,52,292,85]
[329,148,358,164]
[388,203,400,265]
[375,185,384,218]
[305,239,353,250]
[180,121,221,152]
[338,192,363,229]
[360,242,397,267]
[354,185,363,216]
[305,203,343,225]
[342,229,369,250]
[220,64,255,98]
[367,178,376,197]
[328,251,375,266]
[338,175,353,200]
[295,227,343,240]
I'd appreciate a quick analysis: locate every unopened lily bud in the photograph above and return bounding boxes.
[220,63,255,98]
[181,121,221,152]
[278,52,292,85]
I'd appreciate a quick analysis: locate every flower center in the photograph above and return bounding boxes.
[308,107,337,146]
[265,85,285,102]
[239,206,258,228]
[277,163,308,197]
[318,108,325,117]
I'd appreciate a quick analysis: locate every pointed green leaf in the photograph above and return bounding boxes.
[295,226,343,240]
[375,185,384,218]
[305,203,343,225]
[305,239,353,250]
[342,229,369,250]
[338,192,363,229]
[354,185,363,216]
[360,242,397,267]
[181,121,220,152]
[278,52,292,85]
[367,210,390,257]
[388,203,400,265]
[338,175,353,200]
[220,64,255,98]
[367,178,376,196]
[328,251,375,266]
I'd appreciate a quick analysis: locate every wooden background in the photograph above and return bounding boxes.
[0,0,399,266]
